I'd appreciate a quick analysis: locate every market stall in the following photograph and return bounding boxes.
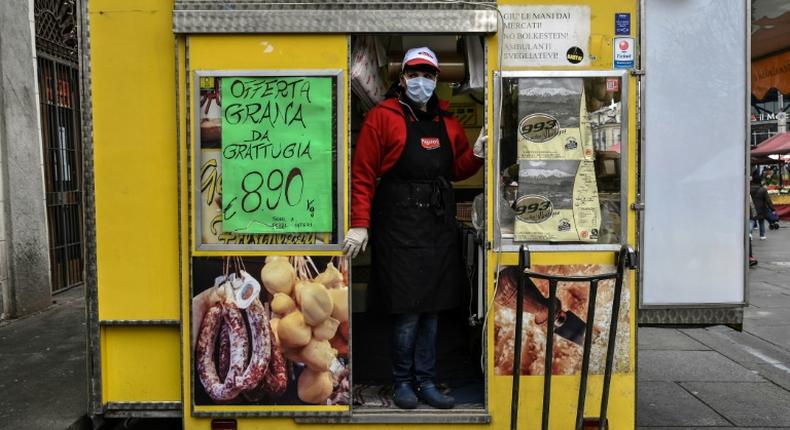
[82,1,647,429]
[751,133,790,220]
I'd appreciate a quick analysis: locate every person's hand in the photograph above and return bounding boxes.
[343,228,368,259]
[473,128,487,158]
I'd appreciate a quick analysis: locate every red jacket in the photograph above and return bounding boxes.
[350,97,483,228]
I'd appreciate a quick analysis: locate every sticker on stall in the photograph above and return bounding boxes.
[606,78,620,92]
[221,77,333,234]
[199,76,216,90]
[615,13,631,35]
[566,46,585,64]
[614,37,635,69]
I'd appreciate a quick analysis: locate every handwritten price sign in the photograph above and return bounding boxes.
[221,77,333,233]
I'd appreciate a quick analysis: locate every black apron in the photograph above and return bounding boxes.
[369,107,463,314]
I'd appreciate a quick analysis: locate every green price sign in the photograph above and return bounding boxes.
[221,76,333,233]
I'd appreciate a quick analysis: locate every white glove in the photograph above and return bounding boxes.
[343,227,368,259]
[473,128,487,158]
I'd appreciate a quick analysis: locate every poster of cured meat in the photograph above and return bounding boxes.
[493,264,630,376]
[191,255,350,407]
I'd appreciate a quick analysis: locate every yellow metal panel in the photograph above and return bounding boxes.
[178,33,188,272]
[103,326,181,402]
[187,35,349,70]
[90,0,180,320]
[488,374,634,429]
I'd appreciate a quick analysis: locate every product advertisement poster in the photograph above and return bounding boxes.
[513,77,600,242]
[493,265,630,376]
[516,78,594,161]
[191,255,350,410]
[513,160,601,242]
[220,76,333,234]
[197,76,329,246]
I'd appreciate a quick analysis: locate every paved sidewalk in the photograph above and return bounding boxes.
[0,287,87,430]
[638,221,790,429]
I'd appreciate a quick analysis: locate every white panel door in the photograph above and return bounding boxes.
[642,0,747,305]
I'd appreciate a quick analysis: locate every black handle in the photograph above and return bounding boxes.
[510,245,528,430]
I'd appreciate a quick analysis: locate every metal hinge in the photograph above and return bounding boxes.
[631,202,645,211]
[631,69,645,76]
[625,248,639,270]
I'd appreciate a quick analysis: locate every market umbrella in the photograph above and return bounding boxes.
[751,132,790,157]
[751,154,790,165]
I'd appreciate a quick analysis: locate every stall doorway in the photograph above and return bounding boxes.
[349,34,486,412]
[34,0,85,293]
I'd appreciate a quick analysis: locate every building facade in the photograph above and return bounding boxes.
[0,0,83,319]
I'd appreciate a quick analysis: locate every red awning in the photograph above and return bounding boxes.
[751,133,790,157]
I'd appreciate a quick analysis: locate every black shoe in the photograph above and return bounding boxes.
[392,382,418,409]
[417,382,454,409]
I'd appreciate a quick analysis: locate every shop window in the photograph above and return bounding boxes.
[494,72,628,251]
[193,71,344,251]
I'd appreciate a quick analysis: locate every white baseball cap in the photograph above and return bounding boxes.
[402,47,441,72]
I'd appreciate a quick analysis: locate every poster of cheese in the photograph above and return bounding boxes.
[513,160,601,242]
[516,78,594,161]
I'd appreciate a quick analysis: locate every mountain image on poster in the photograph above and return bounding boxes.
[514,160,600,242]
[516,78,594,161]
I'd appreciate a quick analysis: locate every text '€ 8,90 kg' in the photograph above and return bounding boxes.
[231,167,315,219]
[220,76,333,233]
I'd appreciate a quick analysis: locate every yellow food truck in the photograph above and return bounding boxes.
[82,0,747,428]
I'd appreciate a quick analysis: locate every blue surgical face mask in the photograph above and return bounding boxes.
[404,76,436,106]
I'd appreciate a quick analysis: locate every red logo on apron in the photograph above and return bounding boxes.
[420,137,440,150]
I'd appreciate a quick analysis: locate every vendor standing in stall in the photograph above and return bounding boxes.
[343,47,485,410]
